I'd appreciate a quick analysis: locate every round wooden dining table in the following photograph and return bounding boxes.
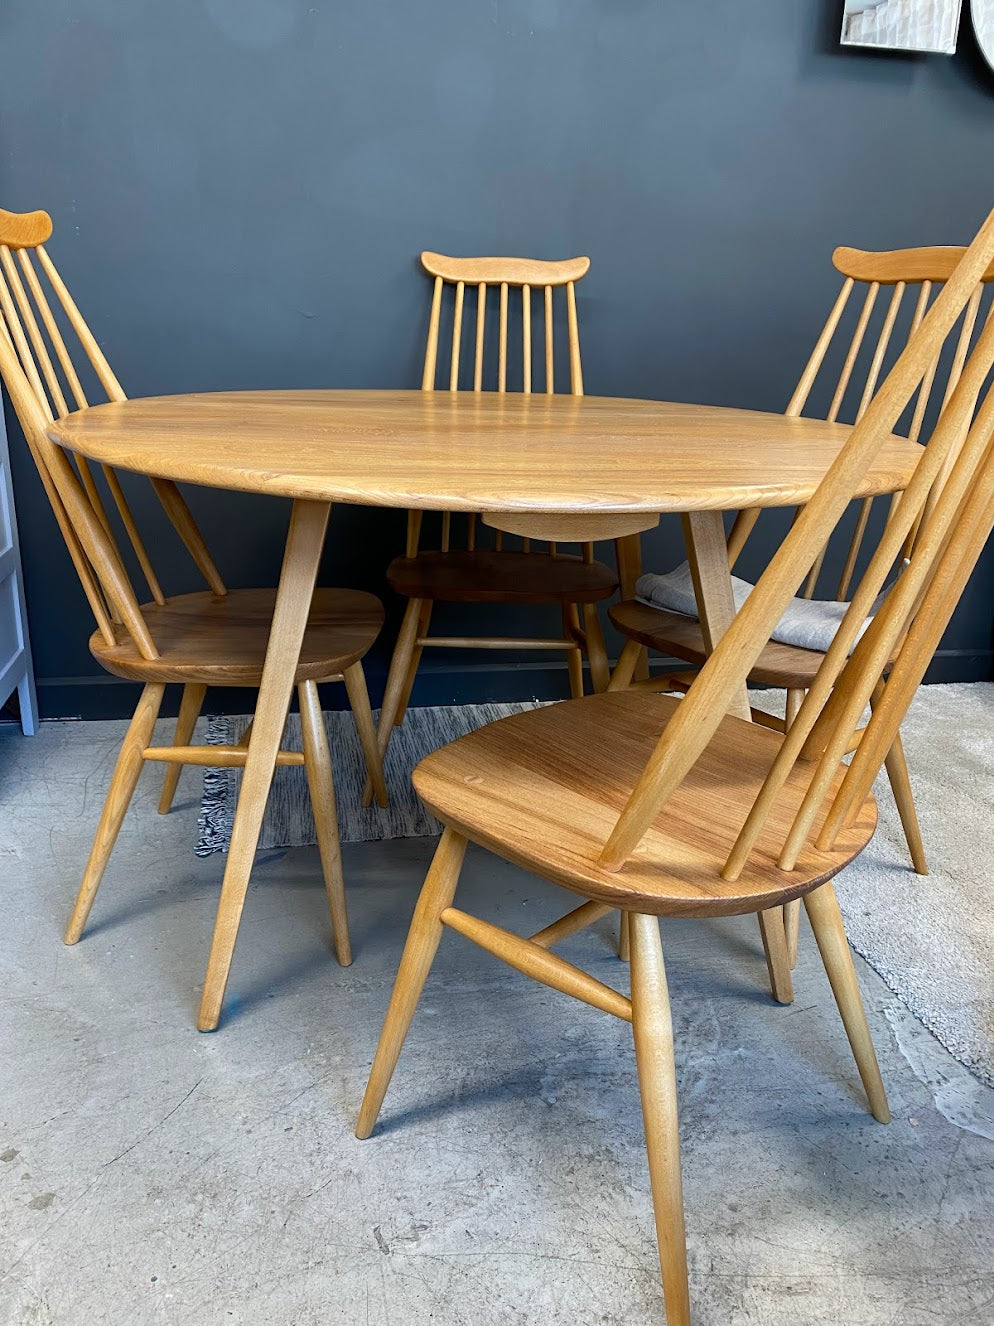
[49,389,922,1029]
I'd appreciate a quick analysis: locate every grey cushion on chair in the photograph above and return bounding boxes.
[635,561,877,655]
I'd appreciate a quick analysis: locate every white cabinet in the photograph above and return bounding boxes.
[0,407,38,734]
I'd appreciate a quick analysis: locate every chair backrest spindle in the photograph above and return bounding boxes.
[411,251,590,558]
[0,205,229,658]
[732,244,994,604]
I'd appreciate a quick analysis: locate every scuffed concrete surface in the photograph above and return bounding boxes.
[1,718,993,1324]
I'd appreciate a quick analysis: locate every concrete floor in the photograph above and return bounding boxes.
[1,718,993,1326]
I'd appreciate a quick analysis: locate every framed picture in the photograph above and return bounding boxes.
[841,0,963,54]
[973,0,994,70]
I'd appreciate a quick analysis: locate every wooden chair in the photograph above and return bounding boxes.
[0,206,387,995]
[355,210,994,1325]
[608,244,994,962]
[367,253,618,797]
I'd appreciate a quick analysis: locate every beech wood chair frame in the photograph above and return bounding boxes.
[0,207,388,1021]
[368,253,619,800]
[609,243,994,964]
[356,209,994,1326]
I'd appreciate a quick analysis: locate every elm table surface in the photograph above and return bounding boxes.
[49,389,920,512]
[47,390,921,1031]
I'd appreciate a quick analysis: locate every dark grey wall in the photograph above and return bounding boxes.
[3,0,994,718]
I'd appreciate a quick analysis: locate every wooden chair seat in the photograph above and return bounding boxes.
[387,548,618,605]
[90,587,384,684]
[610,598,825,688]
[413,690,876,917]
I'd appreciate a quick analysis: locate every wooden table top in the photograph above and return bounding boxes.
[47,389,922,513]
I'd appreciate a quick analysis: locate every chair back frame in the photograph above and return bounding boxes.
[409,251,590,559]
[727,244,994,599]
[0,206,226,663]
[598,209,994,880]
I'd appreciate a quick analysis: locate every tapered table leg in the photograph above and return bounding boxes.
[196,499,331,1031]
[681,510,750,720]
[615,532,649,681]
[682,511,795,1001]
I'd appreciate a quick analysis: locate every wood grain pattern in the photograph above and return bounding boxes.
[420,252,590,286]
[90,586,383,684]
[481,510,659,543]
[608,600,826,688]
[63,682,166,944]
[628,913,691,1326]
[387,548,616,604]
[681,510,750,720]
[0,207,53,249]
[834,244,994,286]
[803,883,890,1122]
[441,906,633,1020]
[413,691,877,916]
[356,827,468,1140]
[48,390,922,513]
[197,499,331,1031]
[299,676,351,967]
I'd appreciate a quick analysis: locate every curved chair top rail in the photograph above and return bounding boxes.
[834,244,994,285]
[416,249,590,550]
[0,208,54,250]
[421,251,590,288]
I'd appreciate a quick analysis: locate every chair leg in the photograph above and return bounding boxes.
[298,679,351,967]
[64,682,166,945]
[582,603,611,694]
[356,827,468,1139]
[757,907,794,1005]
[803,882,890,1123]
[362,597,423,807]
[628,913,692,1326]
[563,604,585,698]
[618,910,631,962]
[608,637,644,692]
[782,900,801,968]
[883,731,928,876]
[157,682,207,814]
[394,599,433,728]
[344,662,388,808]
[784,687,804,728]
[782,689,805,967]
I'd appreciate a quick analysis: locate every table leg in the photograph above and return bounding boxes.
[682,511,792,1001]
[615,532,649,681]
[197,498,331,1031]
[680,511,750,721]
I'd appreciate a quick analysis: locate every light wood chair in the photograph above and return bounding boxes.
[367,253,617,798]
[0,206,388,991]
[356,210,994,1325]
[609,244,994,962]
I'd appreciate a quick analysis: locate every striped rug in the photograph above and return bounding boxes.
[196,702,545,856]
